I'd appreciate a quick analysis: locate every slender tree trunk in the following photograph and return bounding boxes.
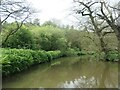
[114,27,120,60]
[98,35,108,61]
[115,28,120,52]
[2,33,11,47]
[116,33,120,53]
[110,25,120,60]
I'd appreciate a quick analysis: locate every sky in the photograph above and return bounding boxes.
[3,0,119,26]
[26,0,76,26]
[26,0,119,26]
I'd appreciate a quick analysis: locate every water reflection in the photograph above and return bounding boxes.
[2,56,118,88]
[58,59,118,88]
[59,76,96,88]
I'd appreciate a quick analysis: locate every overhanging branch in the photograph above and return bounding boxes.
[103,31,115,36]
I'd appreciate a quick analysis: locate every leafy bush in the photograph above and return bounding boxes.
[1,48,62,77]
[47,50,62,59]
[107,51,119,61]
[61,48,78,57]
[3,27,34,49]
[77,51,86,56]
[94,51,119,61]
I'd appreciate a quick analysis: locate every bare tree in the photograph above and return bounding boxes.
[73,0,120,60]
[97,1,120,53]
[73,0,113,60]
[0,0,36,46]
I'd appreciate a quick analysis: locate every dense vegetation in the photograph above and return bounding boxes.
[1,48,92,76]
[1,48,62,76]
[1,21,119,77]
[2,22,118,51]
[1,1,119,89]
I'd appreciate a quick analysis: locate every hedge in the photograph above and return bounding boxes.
[1,48,61,76]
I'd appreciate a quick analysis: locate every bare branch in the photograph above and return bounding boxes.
[109,5,120,11]
[99,25,109,32]
[103,31,115,36]
[1,0,36,45]
[1,13,12,24]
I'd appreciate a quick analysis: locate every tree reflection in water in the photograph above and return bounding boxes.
[58,62,118,88]
[59,76,97,88]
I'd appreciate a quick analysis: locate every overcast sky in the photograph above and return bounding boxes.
[26,0,119,26]
[26,0,76,26]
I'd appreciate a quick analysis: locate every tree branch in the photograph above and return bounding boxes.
[103,31,115,36]
[99,25,109,32]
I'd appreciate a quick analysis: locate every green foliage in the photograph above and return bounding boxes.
[65,29,82,50]
[107,51,119,61]
[61,48,78,57]
[42,21,57,27]
[39,33,51,51]
[2,21,119,62]
[2,49,33,76]
[25,24,82,51]
[3,26,34,49]
[33,29,68,51]
[1,48,62,76]
[47,50,62,59]
[77,51,87,55]
[94,51,119,61]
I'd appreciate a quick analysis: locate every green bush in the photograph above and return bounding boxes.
[3,27,34,49]
[1,48,62,77]
[46,52,53,61]
[94,51,119,61]
[61,48,78,57]
[47,50,61,59]
[107,51,119,61]
[37,51,49,63]
[77,51,86,56]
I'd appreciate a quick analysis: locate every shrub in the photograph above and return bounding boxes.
[47,50,61,59]
[37,51,49,63]
[46,52,53,61]
[1,48,62,77]
[77,51,86,56]
[107,51,119,61]
[61,48,78,57]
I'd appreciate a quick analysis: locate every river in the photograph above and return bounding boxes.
[2,56,118,88]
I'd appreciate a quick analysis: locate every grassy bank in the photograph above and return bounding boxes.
[1,48,62,77]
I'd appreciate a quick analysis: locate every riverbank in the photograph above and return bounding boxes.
[1,48,119,77]
[1,48,62,77]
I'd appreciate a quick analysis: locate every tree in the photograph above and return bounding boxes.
[42,21,57,27]
[3,26,34,49]
[65,29,81,50]
[73,0,109,60]
[33,18,40,26]
[1,0,35,46]
[73,0,119,60]
[96,1,120,53]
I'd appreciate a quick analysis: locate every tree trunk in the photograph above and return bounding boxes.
[110,25,120,60]
[114,27,120,60]
[98,36,108,61]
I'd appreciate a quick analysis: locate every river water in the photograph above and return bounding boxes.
[2,56,118,88]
